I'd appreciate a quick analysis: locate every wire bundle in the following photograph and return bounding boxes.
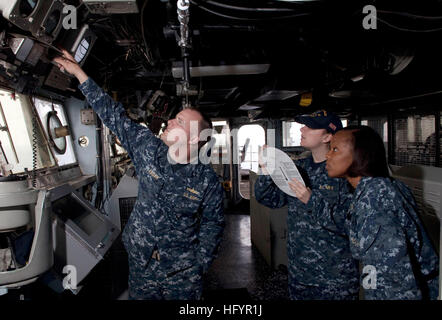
[189,0,313,22]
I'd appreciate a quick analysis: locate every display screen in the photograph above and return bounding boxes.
[74,37,91,63]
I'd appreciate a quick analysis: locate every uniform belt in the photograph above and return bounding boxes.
[152,250,160,261]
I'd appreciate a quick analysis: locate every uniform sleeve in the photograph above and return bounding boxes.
[391,179,439,299]
[305,178,352,235]
[196,179,225,273]
[78,78,159,165]
[254,174,288,209]
[355,204,413,300]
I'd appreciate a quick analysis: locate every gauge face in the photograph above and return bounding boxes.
[19,0,39,18]
[47,112,66,154]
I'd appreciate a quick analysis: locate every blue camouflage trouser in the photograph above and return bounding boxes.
[288,281,359,300]
[288,268,359,300]
[127,252,203,300]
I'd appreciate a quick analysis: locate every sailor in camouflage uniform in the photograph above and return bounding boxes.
[326,126,439,300]
[255,110,359,300]
[55,50,224,300]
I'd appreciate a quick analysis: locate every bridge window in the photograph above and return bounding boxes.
[0,89,55,174]
[237,124,265,199]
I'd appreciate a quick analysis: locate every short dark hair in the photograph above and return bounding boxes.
[187,107,213,149]
[187,107,213,131]
[343,125,390,178]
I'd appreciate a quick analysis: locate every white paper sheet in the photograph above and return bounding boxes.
[260,146,305,197]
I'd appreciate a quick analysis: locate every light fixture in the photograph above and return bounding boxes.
[212,120,227,127]
[328,90,352,98]
[351,74,365,82]
[238,104,262,111]
[172,64,271,78]
[253,90,301,102]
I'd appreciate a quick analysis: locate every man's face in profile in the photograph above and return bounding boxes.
[160,108,202,147]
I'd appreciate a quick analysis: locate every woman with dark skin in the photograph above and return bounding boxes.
[326,126,439,300]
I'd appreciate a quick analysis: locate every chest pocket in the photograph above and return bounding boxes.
[142,165,162,184]
[169,186,204,230]
[323,189,339,203]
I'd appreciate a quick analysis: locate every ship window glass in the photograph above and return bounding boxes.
[0,89,55,174]
[237,124,265,199]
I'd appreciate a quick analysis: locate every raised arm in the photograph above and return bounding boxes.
[253,145,288,208]
[54,50,159,164]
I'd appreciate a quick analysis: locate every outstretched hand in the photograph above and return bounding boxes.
[53,49,89,84]
[288,178,312,204]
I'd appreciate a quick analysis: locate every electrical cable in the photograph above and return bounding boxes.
[196,0,296,12]
[190,0,311,21]
[30,96,38,188]
[377,17,442,33]
[140,0,155,66]
[378,10,442,21]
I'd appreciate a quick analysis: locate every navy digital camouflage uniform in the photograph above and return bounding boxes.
[79,78,225,300]
[255,156,359,300]
[346,177,439,300]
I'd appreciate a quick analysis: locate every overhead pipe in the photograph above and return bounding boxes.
[177,0,192,108]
